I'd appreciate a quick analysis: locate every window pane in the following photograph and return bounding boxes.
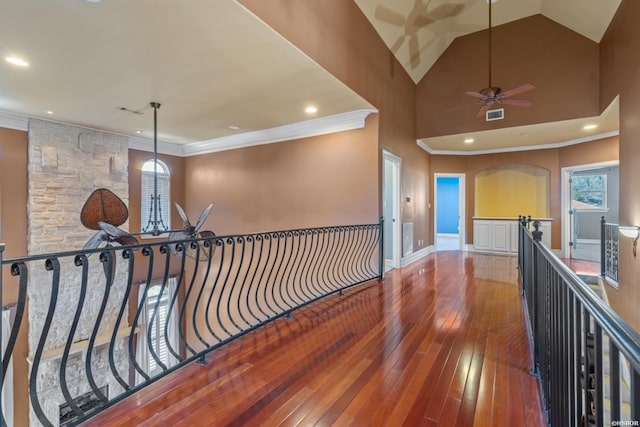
[572,174,606,209]
[141,160,171,231]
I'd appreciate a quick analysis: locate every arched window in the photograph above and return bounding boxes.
[141,159,171,233]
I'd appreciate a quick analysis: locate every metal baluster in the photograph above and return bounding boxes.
[59,255,91,421]
[110,249,136,390]
[30,258,61,427]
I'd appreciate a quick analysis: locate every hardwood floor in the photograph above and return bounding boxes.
[561,257,600,276]
[83,251,545,427]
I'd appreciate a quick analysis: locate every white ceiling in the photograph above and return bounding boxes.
[0,0,374,146]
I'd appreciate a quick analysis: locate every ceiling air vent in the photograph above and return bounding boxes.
[486,108,504,121]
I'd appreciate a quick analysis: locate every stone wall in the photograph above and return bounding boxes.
[27,119,131,425]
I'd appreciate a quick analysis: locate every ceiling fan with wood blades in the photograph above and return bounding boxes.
[375,0,464,68]
[456,0,535,117]
[168,203,216,261]
[81,188,138,251]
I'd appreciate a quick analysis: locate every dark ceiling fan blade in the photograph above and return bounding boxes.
[476,105,491,118]
[81,188,129,230]
[464,91,487,99]
[83,230,107,250]
[499,83,535,98]
[501,98,534,107]
[114,234,139,246]
[374,4,406,27]
[174,203,191,227]
[98,221,136,246]
[194,203,214,232]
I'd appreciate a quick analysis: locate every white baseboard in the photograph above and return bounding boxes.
[401,245,435,267]
[384,259,395,272]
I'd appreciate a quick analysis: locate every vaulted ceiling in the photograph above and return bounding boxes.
[0,0,624,153]
[354,0,621,84]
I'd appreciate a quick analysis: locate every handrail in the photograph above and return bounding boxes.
[0,220,383,426]
[536,235,640,371]
[518,217,640,426]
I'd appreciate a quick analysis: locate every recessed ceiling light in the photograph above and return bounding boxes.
[135,129,143,134]
[583,124,598,130]
[46,110,54,115]
[464,138,474,144]
[305,106,318,114]
[229,125,240,130]
[5,56,29,67]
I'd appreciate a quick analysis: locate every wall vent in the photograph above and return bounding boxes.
[486,108,504,121]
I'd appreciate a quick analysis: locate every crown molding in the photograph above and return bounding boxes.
[180,109,378,157]
[1,109,377,158]
[416,140,433,154]
[418,130,619,156]
[0,110,29,131]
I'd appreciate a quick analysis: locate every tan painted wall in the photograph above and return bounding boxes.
[240,0,430,252]
[599,0,640,332]
[0,127,29,427]
[417,14,600,139]
[430,136,619,249]
[184,115,379,235]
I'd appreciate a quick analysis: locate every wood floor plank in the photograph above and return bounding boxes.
[82,252,547,427]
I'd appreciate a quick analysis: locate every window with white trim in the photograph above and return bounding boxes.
[141,159,171,233]
[572,174,607,211]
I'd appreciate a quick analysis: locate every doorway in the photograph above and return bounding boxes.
[434,173,465,251]
[383,150,401,271]
[561,161,619,261]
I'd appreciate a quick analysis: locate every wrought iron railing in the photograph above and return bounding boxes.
[0,221,382,426]
[601,217,619,283]
[519,217,640,426]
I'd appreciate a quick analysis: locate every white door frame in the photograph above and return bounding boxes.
[560,160,618,259]
[383,150,402,270]
[434,173,466,251]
